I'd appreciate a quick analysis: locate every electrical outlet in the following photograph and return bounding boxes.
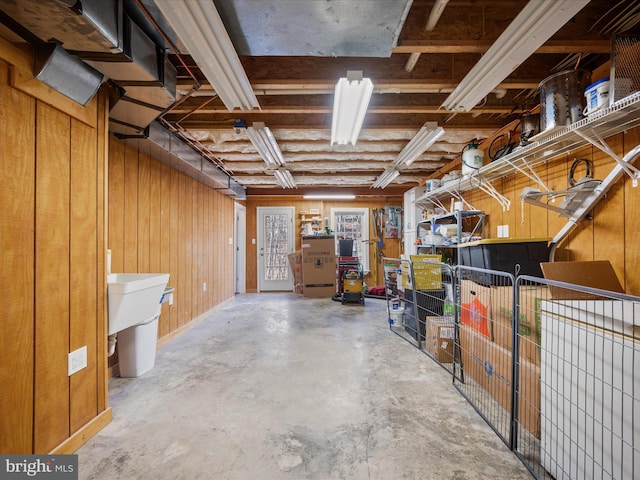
[203,282,207,292]
[502,225,509,238]
[68,346,87,376]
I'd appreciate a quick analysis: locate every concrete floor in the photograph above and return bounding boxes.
[77,293,532,479]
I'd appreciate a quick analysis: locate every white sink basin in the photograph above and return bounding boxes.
[107,273,170,335]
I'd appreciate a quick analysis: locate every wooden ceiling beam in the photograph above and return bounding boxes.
[392,39,611,54]
[165,105,517,115]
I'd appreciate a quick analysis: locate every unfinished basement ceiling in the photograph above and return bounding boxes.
[1,0,638,196]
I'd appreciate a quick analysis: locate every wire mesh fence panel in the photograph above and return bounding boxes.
[412,260,456,374]
[515,275,640,480]
[453,266,515,447]
[383,257,419,348]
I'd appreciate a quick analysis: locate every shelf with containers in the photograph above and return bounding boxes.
[414,92,640,245]
[414,210,486,265]
[299,210,323,236]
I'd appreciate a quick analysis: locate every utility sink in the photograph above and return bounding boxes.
[107,273,170,335]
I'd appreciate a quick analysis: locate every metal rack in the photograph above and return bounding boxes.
[415,210,485,264]
[416,92,640,206]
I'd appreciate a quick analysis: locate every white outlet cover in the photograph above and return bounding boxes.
[68,346,87,376]
[502,225,509,238]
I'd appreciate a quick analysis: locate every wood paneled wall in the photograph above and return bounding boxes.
[452,128,640,296]
[108,137,235,347]
[245,197,403,291]
[0,49,109,453]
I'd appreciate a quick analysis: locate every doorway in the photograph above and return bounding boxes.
[257,206,295,292]
[234,202,246,294]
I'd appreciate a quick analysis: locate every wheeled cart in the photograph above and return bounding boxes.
[342,269,364,304]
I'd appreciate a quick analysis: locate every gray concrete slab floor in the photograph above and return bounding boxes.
[76,293,532,479]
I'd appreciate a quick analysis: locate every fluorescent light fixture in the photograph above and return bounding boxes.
[154,0,259,111]
[303,194,356,200]
[330,71,374,146]
[372,168,400,189]
[246,122,285,167]
[393,123,445,167]
[274,168,296,189]
[442,0,590,112]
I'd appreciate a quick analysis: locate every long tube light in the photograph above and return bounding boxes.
[442,0,590,112]
[393,123,445,167]
[154,0,259,111]
[246,122,284,167]
[303,194,356,200]
[330,71,374,146]
[372,168,400,189]
[274,168,296,189]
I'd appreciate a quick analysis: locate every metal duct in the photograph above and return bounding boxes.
[124,122,246,200]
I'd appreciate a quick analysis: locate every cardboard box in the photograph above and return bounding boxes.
[459,323,541,438]
[301,235,336,297]
[287,250,303,292]
[458,323,490,390]
[425,317,455,363]
[491,286,548,366]
[540,260,624,299]
[460,279,491,337]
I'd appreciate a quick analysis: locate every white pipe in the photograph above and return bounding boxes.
[426,0,450,31]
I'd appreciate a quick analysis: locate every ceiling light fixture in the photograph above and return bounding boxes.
[154,0,259,111]
[246,122,285,167]
[330,71,374,146]
[303,194,356,200]
[274,168,296,189]
[442,0,590,112]
[372,168,400,189]
[393,123,446,167]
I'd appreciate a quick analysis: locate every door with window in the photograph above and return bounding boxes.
[331,207,370,273]
[257,207,295,291]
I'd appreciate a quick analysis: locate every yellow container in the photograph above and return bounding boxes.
[403,254,442,289]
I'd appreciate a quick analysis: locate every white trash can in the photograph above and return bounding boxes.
[117,307,160,378]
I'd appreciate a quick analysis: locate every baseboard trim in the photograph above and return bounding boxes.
[50,408,113,454]
[156,297,234,348]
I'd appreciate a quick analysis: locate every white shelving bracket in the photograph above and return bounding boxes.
[504,158,552,192]
[576,128,640,187]
[478,182,511,211]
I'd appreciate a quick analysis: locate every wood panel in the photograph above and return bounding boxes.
[34,102,71,453]
[137,151,150,272]
[108,137,125,273]
[184,178,193,324]
[623,127,640,294]
[123,144,138,272]
[149,158,162,275]
[169,167,180,332]
[159,161,172,338]
[0,63,35,454]
[592,135,624,282]
[69,118,98,433]
[95,91,108,415]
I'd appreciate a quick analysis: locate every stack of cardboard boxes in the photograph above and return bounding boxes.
[287,236,337,298]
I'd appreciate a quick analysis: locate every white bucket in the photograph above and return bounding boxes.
[583,78,610,115]
[389,306,404,326]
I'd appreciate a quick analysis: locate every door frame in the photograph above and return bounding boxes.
[234,202,246,294]
[256,206,295,292]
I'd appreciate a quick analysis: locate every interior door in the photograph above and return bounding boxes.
[257,207,295,291]
[234,202,246,294]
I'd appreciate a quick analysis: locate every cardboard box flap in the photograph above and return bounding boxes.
[540,261,624,299]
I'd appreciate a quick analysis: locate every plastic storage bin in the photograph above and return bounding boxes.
[458,238,550,285]
[117,307,160,377]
